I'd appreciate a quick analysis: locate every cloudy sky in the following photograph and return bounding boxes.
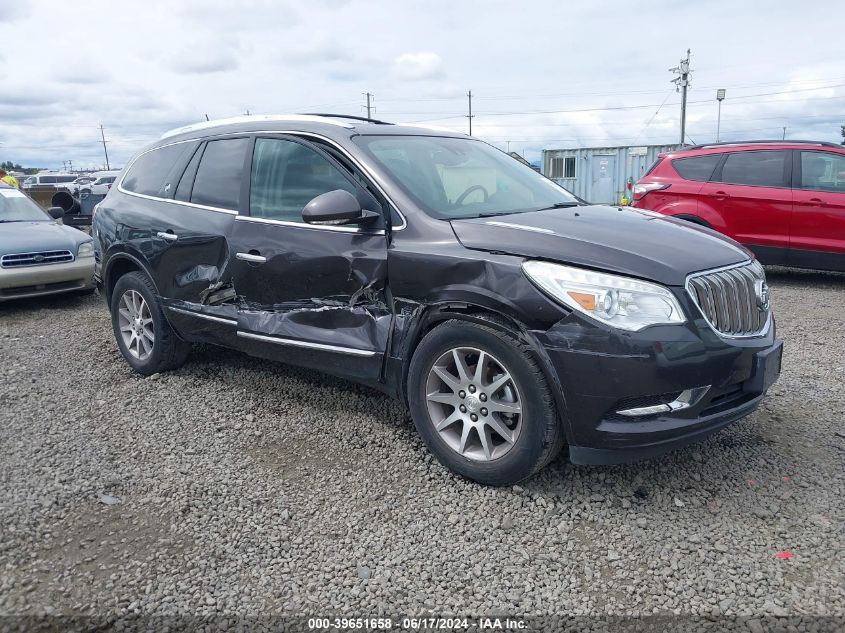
[1,0,843,170]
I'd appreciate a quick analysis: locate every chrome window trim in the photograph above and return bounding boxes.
[234,215,385,235]
[166,306,237,326]
[685,259,772,340]
[117,130,407,230]
[236,330,376,357]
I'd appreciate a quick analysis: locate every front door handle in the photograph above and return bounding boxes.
[236,252,267,264]
[713,190,730,199]
[156,231,178,241]
[807,197,827,206]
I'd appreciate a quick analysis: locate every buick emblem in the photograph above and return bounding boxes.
[755,280,770,311]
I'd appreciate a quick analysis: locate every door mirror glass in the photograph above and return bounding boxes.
[302,189,377,225]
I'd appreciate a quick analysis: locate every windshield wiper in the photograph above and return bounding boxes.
[537,202,581,210]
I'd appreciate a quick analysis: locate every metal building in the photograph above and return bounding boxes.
[542,144,680,205]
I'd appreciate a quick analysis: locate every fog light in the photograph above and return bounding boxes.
[616,386,710,417]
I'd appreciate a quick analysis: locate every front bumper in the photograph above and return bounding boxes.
[535,312,782,465]
[0,257,95,301]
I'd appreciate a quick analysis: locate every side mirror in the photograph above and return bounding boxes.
[302,189,379,226]
[47,206,65,220]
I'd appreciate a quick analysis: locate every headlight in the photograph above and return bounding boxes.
[77,242,94,258]
[522,260,686,331]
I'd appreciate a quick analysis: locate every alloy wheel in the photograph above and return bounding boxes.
[424,346,523,461]
[117,289,154,361]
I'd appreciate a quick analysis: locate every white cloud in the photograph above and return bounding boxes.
[392,52,445,81]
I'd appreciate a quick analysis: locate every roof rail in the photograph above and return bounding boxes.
[160,114,356,139]
[301,113,393,125]
[688,139,842,150]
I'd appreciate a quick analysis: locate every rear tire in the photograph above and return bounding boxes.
[407,319,564,485]
[110,271,190,376]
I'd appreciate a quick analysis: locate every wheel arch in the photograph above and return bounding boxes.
[103,251,159,305]
[395,301,573,444]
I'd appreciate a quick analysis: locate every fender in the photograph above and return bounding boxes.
[389,299,575,445]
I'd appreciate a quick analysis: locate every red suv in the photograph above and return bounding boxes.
[632,141,845,272]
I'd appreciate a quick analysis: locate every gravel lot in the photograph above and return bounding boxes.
[1,267,843,627]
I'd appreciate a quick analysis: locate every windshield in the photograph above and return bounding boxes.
[353,135,579,219]
[0,189,50,222]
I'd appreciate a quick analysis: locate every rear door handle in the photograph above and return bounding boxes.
[156,231,178,241]
[807,197,827,206]
[713,190,730,199]
[236,252,267,264]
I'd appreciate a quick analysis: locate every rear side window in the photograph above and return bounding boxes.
[123,142,193,196]
[717,151,787,187]
[41,176,57,184]
[249,138,355,222]
[190,138,249,211]
[672,154,721,181]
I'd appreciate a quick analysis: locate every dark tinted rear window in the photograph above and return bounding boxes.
[672,154,721,181]
[190,138,249,210]
[123,143,193,196]
[718,150,787,187]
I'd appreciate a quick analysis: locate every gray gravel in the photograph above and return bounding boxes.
[0,267,843,622]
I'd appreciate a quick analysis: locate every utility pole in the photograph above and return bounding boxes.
[467,90,474,136]
[99,125,110,171]
[506,140,511,153]
[362,92,374,119]
[670,50,691,145]
[68,159,73,173]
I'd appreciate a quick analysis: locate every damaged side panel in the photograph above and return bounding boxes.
[224,219,390,382]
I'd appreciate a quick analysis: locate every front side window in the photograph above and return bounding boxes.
[123,142,194,196]
[672,154,721,181]
[190,138,249,210]
[799,151,845,193]
[354,135,578,220]
[718,150,787,188]
[249,138,355,222]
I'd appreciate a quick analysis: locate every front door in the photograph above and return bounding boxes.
[227,135,391,381]
[790,150,845,271]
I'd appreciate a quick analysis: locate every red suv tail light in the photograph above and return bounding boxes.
[633,183,670,201]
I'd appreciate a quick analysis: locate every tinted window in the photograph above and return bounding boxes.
[799,151,845,193]
[41,176,57,184]
[58,175,76,183]
[123,142,193,196]
[718,151,787,187]
[174,145,203,202]
[672,154,720,181]
[191,138,249,210]
[249,138,355,222]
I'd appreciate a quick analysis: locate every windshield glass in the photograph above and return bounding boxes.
[0,189,50,222]
[353,135,579,219]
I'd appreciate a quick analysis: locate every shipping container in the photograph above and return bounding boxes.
[542,144,680,205]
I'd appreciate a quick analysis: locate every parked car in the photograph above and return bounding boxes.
[80,171,121,196]
[632,140,845,272]
[21,172,78,190]
[0,183,95,301]
[92,115,782,485]
[65,175,97,195]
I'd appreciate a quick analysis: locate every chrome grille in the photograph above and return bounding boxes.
[686,260,770,337]
[0,250,74,268]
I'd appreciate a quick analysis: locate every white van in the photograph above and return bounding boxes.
[21,173,78,190]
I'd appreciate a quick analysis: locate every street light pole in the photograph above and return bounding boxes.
[716,88,726,142]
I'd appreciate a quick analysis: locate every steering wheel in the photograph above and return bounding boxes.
[454,184,489,206]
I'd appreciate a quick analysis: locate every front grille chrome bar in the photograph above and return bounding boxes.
[686,260,770,338]
[0,250,74,268]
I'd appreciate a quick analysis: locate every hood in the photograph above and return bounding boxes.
[0,221,91,256]
[450,205,750,286]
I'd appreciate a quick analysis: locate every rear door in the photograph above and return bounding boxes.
[699,150,792,263]
[790,150,845,269]
[226,135,391,381]
[117,137,248,343]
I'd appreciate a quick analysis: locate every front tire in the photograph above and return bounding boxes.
[110,271,190,376]
[407,319,564,485]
